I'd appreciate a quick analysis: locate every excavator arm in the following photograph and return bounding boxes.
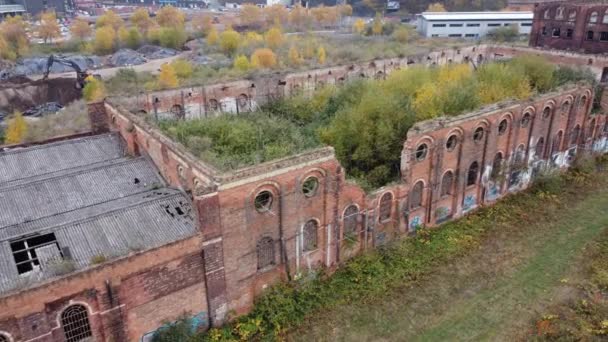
[42,55,93,89]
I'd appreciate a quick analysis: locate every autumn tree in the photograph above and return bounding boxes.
[70,18,92,42]
[131,8,153,34]
[4,111,27,145]
[94,26,116,54]
[156,5,186,29]
[192,13,213,35]
[207,27,219,45]
[289,4,310,30]
[427,3,447,12]
[240,3,263,28]
[38,11,61,43]
[125,27,142,49]
[265,27,283,49]
[0,15,29,59]
[353,18,365,34]
[251,48,277,69]
[233,54,251,71]
[392,26,410,43]
[96,10,124,31]
[264,4,288,27]
[317,46,326,64]
[372,13,383,35]
[171,59,193,79]
[159,27,187,49]
[244,31,263,46]
[0,35,14,60]
[219,29,240,56]
[288,45,301,66]
[158,63,179,89]
[83,76,106,102]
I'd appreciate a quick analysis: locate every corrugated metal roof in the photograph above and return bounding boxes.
[420,11,533,21]
[0,134,197,296]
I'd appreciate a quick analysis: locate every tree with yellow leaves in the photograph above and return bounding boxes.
[38,11,61,43]
[0,35,14,60]
[171,59,193,79]
[131,8,153,34]
[156,5,186,29]
[317,46,326,64]
[4,111,27,145]
[244,31,263,46]
[288,45,301,67]
[392,26,411,43]
[426,3,447,12]
[264,4,288,27]
[240,3,263,28]
[289,4,310,30]
[251,48,277,69]
[265,26,283,49]
[70,18,92,42]
[0,15,29,59]
[192,12,213,35]
[96,10,124,31]
[94,26,116,55]
[83,76,106,102]
[207,27,219,45]
[220,29,240,56]
[353,18,365,34]
[233,54,251,71]
[372,13,383,35]
[158,63,179,89]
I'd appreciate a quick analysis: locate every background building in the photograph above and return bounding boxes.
[0,0,25,19]
[417,11,533,38]
[529,2,608,54]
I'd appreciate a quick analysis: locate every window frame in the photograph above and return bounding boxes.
[61,304,93,342]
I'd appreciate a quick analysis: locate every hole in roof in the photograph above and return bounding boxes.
[134,178,140,184]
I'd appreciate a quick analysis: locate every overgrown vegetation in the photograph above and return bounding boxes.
[151,151,608,342]
[159,56,593,189]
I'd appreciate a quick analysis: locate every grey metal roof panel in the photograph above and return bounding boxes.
[0,133,124,185]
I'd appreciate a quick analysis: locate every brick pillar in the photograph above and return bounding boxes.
[195,192,229,327]
[87,101,110,134]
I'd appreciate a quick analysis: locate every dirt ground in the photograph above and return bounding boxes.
[0,77,81,114]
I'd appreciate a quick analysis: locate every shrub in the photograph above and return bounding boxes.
[265,26,284,49]
[93,26,116,55]
[251,48,277,69]
[158,63,179,89]
[159,27,186,49]
[317,46,326,65]
[487,25,520,42]
[288,46,301,66]
[171,59,193,79]
[353,18,365,34]
[4,111,27,145]
[83,76,106,102]
[233,54,251,71]
[392,26,411,43]
[219,29,240,56]
[156,5,186,29]
[206,27,219,46]
[124,27,142,49]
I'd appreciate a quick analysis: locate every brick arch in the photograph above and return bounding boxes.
[412,135,435,150]
[56,300,94,328]
[0,332,13,342]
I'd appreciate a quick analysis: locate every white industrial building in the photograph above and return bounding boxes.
[416,12,533,38]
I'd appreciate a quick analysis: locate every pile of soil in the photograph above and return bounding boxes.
[0,77,81,115]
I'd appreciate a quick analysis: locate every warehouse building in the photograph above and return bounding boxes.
[416,11,533,38]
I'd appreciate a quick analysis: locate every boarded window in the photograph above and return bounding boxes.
[441,171,453,196]
[467,161,479,186]
[303,220,318,252]
[61,305,92,342]
[343,205,359,235]
[410,181,424,209]
[257,237,275,269]
[379,192,393,221]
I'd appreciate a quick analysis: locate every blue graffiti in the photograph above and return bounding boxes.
[486,184,500,201]
[141,311,208,342]
[410,216,422,230]
[463,195,476,213]
[435,207,450,224]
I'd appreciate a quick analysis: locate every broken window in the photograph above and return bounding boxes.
[302,177,319,197]
[491,153,503,180]
[568,10,576,22]
[254,191,273,213]
[552,27,561,38]
[446,134,458,151]
[590,12,598,24]
[552,131,563,154]
[415,143,428,161]
[473,127,484,142]
[410,181,424,209]
[378,192,393,222]
[257,237,275,269]
[498,119,508,136]
[536,138,545,158]
[343,205,359,236]
[441,171,454,197]
[521,113,532,128]
[570,125,581,145]
[542,26,547,36]
[0,333,9,342]
[601,32,608,41]
[61,305,92,342]
[555,7,564,20]
[467,161,479,186]
[10,233,59,274]
[543,106,552,120]
[566,28,573,38]
[303,220,318,252]
[237,94,249,109]
[587,30,594,40]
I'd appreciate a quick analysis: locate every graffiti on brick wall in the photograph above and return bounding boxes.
[435,207,451,224]
[593,137,608,153]
[410,216,422,230]
[485,183,500,202]
[463,195,477,213]
[141,311,207,342]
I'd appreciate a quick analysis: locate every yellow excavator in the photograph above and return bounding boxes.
[42,55,101,90]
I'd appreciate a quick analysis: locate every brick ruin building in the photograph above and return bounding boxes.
[1,45,608,342]
[529,2,608,54]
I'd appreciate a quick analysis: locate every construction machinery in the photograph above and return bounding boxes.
[42,55,101,90]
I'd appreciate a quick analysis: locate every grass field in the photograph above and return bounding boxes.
[289,166,608,341]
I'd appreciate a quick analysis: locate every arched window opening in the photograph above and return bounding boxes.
[580,96,588,110]
[208,99,219,111]
[587,30,595,40]
[561,100,571,114]
[555,7,564,20]
[446,134,458,151]
[543,106,552,120]
[343,205,359,236]
[379,192,393,222]
[514,144,526,164]
[61,305,92,342]
[570,125,581,145]
[473,127,484,142]
[0,333,10,342]
[467,161,479,186]
[587,119,596,140]
[590,11,598,24]
[568,10,577,22]
[254,190,274,213]
[415,143,428,161]
[441,171,454,197]
[521,113,532,128]
[552,131,563,154]
[237,94,249,109]
[170,104,184,120]
[491,153,503,179]
[536,138,545,158]
[303,220,318,252]
[498,119,508,135]
[410,181,424,209]
[603,11,608,24]
[257,237,275,269]
[302,177,319,197]
[544,9,550,20]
